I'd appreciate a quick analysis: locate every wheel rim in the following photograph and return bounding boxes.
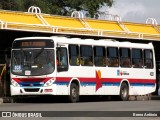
[72,87,77,98]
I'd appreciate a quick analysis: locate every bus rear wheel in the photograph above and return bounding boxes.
[68,83,79,103]
[120,82,129,101]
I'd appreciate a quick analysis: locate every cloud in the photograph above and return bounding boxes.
[100,0,160,23]
[113,3,145,17]
[108,1,146,22]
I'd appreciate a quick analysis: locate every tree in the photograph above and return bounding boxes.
[0,0,114,18]
[0,0,18,10]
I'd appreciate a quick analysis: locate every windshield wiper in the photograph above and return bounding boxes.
[34,48,44,59]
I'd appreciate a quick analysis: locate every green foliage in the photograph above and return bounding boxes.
[0,0,114,18]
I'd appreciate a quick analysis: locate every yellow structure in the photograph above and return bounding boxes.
[0,6,160,41]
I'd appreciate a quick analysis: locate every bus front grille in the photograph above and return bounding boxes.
[24,88,40,92]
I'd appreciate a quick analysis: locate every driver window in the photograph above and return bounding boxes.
[56,47,68,71]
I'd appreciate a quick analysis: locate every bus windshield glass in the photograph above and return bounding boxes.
[11,49,55,76]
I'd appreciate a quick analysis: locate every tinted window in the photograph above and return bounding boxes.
[120,48,131,67]
[144,49,153,69]
[94,46,106,66]
[80,45,93,66]
[132,49,143,68]
[107,47,119,67]
[69,45,80,66]
[57,47,68,71]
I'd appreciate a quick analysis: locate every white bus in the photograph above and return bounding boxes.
[10,36,156,102]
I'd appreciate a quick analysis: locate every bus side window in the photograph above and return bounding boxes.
[132,49,143,68]
[80,45,93,66]
[94,46,106,66]
[144,49,153,69]
[120,48,131,67]
[69,45,80,66]
[56,47,68,71]
[107,47,119,67]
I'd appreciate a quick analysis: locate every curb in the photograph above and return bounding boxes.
[0,98,3,104]
[151,96,160,100]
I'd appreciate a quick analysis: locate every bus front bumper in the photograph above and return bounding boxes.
[10,84,57,96]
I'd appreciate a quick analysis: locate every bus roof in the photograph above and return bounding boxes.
[14,36,154,49]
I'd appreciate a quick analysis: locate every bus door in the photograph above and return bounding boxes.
[56,46,69,94]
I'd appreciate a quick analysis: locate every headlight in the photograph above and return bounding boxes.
[44,79,55,87]
[11,79,20,87]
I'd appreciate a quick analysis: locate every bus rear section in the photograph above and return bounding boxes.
[10,36,156,102]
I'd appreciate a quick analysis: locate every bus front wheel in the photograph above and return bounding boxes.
[68,83,79,103]
[120,82,129,101]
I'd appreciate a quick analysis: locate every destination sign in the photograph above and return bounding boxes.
[21,42,46,47]
[13,39,54,48]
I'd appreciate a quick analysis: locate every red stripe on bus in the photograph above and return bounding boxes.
[56,77,156,84]
[13,77,156,84]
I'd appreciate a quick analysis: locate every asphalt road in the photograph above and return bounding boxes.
[0,96,160,120]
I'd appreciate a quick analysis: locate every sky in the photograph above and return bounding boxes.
[101,0,160,24]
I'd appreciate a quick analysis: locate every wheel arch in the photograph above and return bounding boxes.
[120,79,130,92]
[68,78,80,95]
[119,79,130,101]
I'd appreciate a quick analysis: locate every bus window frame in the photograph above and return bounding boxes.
[144,49,154,69]
[132,48,143,68]
[80,45,93,66]
[119,48,131,68]
[69,44,80,66]
[107,47,119,67]
[56,47,69,72]
[94,46,106,67]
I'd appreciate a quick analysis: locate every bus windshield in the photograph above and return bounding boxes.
[11,49,55,76]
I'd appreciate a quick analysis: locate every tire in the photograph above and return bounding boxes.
[120,82,129,101]
[68,83,79,103]
[11,97,16,103]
